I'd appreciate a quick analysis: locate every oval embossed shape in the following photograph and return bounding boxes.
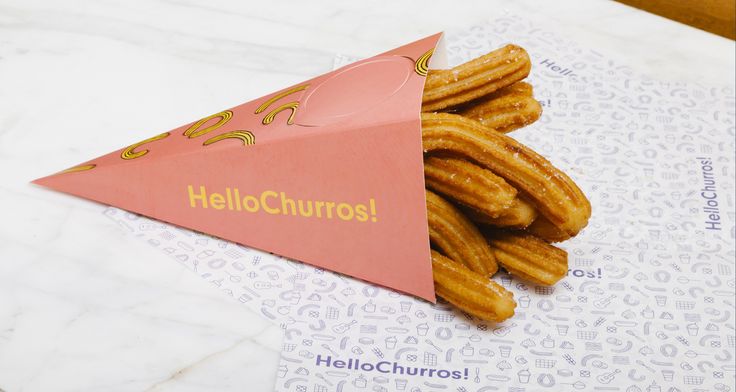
[295,55,413,127]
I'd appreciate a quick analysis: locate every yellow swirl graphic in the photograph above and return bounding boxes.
[183,111,233,138]
[58,164,96,174]
[262,102,298,125]
[120,132,170,160]
[203,131,255,146]
[414,48,434,77]
[255,85,308,114]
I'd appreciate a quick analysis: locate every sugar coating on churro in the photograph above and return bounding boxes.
[421,112,591,237]
[422,45,531,112]
[464,197,538,229]
[418,43,590,323]
[489,232,568,286]
[424,156,517,218]
[459,82,542,133]
[431,250,515,322]
[426,190,498,276]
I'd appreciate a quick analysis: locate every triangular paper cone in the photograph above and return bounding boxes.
[33,33,444,302]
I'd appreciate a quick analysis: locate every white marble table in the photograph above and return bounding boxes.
[0,1,733,391]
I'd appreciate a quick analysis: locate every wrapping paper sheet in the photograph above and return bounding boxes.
[101,15,735,392]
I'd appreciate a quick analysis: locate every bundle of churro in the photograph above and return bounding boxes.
[421,44,592,322]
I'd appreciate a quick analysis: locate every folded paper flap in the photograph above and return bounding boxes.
[33,33,444,302]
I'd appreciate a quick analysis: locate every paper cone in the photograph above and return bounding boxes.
[33,33,445,301]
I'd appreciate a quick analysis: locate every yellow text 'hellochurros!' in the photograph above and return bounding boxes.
[187,185,378,223]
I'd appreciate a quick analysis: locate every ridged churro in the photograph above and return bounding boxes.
[426,190,498,276]
[488,232,568,286]
[526,215,573,243]
[424,156,517,218]
[459,82,542,133]
[416,43,590,322]
[464,197,538,229]
[422,45,531,112]
[431,250,516,322]
[421,112,591,238]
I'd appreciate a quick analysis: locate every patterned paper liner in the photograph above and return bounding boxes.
[101,14,735,392]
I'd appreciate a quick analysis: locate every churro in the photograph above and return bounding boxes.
[526,215,572,243]
[431,250,516,322]
[421,112,591,237]
[426,190,498,276]
[424,156,517,218]
[464,197,538,229]
[459,82,542,133]
[422,45,531,112]
[488,232,568,285]
[417,43,591,322]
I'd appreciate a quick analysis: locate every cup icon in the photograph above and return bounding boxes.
[499,345,512,358]
[385,336,397,349]
[352,374,367,388]
[646,381,661,392]
[518,369,531,383]
[417,323,429,336]
[556,324,569,336]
